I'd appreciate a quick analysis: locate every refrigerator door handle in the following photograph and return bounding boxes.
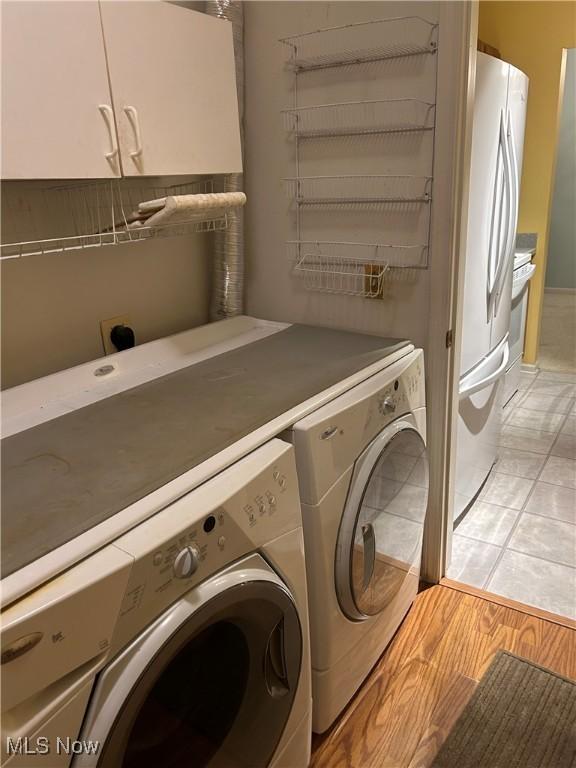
[507,109,520,238]
[494,111,520,314]
[489,114,513,314]
[459,335,510,400]
[487,111,509,302]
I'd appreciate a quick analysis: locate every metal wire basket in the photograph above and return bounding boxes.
[284,175,432,206]
[288,240,428,296]
[282,99,435,138]
[1,178,228,260]
[280,16,438,72]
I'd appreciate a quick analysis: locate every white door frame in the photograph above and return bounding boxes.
[421,1,479,583]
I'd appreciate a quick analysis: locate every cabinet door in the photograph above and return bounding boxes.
[1,1,120,179]
[99,2,242,177]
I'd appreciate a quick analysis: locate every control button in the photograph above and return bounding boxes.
[273,470,280,481]
[203,515,216,533]
[268,494,277,510]
[218,536,226,548]
[217,510,225,525]
[153,551,163,566]
[278,476,287,490]
[258,502,266,515]
[173,545,201,579]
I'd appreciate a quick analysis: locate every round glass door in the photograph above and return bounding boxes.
[94,581,302,768]
[336,426,428,621]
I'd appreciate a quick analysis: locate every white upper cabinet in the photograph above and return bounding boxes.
[1,1,120,179]
[99,2,242,177]
[2,1,242,180]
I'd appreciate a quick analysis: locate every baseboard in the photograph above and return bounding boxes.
[544,287,576,294]
[440,577,576,631]
[520,362,539,373]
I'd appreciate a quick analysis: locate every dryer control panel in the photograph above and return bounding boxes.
[109,439,300,655]
[290,350,425,504]
[375,359,423,419]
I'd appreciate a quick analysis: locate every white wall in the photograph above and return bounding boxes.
[1,233,211,389]
[243,1,439,347]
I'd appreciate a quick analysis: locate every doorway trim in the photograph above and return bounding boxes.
[421,0,478,583]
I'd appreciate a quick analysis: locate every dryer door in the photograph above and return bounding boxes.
[335,419,428,621]
[76,556,302,768]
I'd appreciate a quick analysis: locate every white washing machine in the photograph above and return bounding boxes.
[1,439,312,768]
[285,350,428,733]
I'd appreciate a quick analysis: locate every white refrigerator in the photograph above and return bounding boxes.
[454,53,529,523]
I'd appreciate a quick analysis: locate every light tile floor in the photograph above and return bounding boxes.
[538,290,576,373]
[448,368,576,620]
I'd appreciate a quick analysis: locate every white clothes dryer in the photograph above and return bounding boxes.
[1,440,311,768]
[286,350,428,733]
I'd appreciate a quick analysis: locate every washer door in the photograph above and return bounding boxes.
[335,419,428,621]
[77,557,302,768]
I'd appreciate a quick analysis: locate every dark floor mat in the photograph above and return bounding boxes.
[431,650,576,768]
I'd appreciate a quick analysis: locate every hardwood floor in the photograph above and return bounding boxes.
[310,584,576,768]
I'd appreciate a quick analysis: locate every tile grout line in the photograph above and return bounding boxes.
[456,507,576,549]
[476,375,540,590]
[482,390,575,592]
[475,373,541,586]
[504,544,576,571]
[481,371,543,588]
[516,507,576,527]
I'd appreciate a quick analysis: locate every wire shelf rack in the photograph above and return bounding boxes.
[282,99,435,138]
[289,241,428,296]
[284,175,432,206]
[288,240,428,268]
[1,179,229,260]
[280,16,438,72]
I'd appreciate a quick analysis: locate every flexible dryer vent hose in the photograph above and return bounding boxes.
[205,0,245,320]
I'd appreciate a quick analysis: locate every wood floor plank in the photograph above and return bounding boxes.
[311,585,576,768]
[475,599,507,635]
[407,672,477,768]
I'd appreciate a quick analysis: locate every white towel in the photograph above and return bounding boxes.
[138,192,246,227]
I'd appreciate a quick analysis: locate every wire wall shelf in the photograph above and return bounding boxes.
[1,179,229,260]
[282,99,435,138]
[284,175,432,206]
[289,241,428,297]
[281,14,437,299]
[280,16,438,72]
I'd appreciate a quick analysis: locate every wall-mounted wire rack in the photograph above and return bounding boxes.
[282,99,435,138]
[280,16,438,72]
[288,241,428,297]
[281,15,438,296]
[0,178,229,260]
[284,175,432,206]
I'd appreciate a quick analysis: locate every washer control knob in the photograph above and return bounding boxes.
[173,545,201,579]
[379,397,396,415]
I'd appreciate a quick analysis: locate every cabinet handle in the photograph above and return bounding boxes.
[98,104,119,163]
[123,106,143,160]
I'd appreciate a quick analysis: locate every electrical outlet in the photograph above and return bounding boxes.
[100,315,131,356]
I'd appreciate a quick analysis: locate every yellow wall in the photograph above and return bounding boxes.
[478,1,576,364]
